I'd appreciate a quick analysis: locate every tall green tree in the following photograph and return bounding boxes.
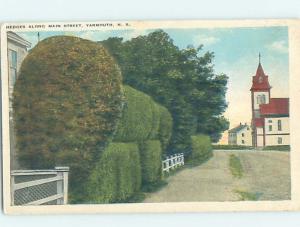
[101,30,229,155]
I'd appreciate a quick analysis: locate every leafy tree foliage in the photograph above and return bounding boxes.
[101,30,229,155]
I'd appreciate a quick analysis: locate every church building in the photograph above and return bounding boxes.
[250,56,290,147]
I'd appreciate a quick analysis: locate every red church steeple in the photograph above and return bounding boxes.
[250,54,271,91]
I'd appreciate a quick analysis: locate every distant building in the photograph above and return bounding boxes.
[228,123,252,146]
[250,56,289,147]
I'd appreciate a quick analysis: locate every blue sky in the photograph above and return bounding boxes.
[17,26,289,143]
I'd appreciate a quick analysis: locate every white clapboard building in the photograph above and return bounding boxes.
[228,123,252,146]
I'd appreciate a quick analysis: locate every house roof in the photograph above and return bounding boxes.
[250,63,271,91]
[260,98,289,116]
[7,31,31,48]
[228,124,249,133]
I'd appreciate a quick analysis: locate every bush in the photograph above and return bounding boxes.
[86,142,141,203]
[113,85,171,144]
[189,134,213,165]
[13,36,123,202]
[139,140,162,185]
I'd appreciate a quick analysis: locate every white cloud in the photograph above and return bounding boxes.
[268,40,288,53]
[193,34,220,46]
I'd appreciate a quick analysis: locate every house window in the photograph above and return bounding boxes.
[242,133,244,137]
[9,49,18,86]
[268,120,272,123]
[269,125,272,131]
[278,137,283,144]
[278,120,282,131]
[242,140,245,144]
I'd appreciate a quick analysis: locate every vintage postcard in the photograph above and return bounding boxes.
[1,20,300,214]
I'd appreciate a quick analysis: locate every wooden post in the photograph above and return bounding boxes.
[11,175,15,206]
[55,167,69,205]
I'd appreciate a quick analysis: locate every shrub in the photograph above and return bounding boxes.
[139,140,162,185]
[86,142,141,203]
[113,85,170,143]
[13,36,123,202]
[189,134,213,165]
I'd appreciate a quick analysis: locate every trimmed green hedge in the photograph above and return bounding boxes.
[139,140,162,185]
[190,134,213,165]
[113,86,172,146]
[13,36,123,202]
[86,142,141,203]
[158,106,173,152]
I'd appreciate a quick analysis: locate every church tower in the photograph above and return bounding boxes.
[250,54,271,147]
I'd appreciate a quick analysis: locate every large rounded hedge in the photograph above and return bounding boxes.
[13,36,123,201]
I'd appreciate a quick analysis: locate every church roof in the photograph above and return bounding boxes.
[250,63,271,91]
[260,98,289,116]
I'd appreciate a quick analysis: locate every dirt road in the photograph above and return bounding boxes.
[144,150,290,202]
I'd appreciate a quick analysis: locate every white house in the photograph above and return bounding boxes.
[6,31,31,169]
[228,123,252,146]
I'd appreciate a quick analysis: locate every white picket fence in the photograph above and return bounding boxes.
[162,153,184,173]
[11,166,69,206]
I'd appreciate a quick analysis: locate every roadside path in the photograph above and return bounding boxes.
[144,150,290,202]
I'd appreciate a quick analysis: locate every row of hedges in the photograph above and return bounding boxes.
[212,145,254,150]
[263,145,290,151]
[189,134,213,165]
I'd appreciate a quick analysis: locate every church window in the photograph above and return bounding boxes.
[259,76,263,83]
[278,137,283,144]
[242,140,245,144]
[261,94,266,104]
[256,95,261,104]
[256,94,266,104]
[278,120,282,131]
[242,133,245,137]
